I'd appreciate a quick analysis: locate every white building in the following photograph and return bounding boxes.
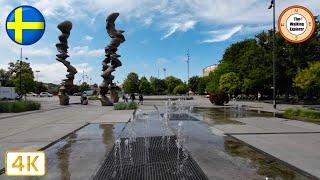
[203,64,218,76]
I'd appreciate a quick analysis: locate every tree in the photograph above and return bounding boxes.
[219,72,241,95]
[123,72,139,93]
[8,61,35,94]
[164,76,183,94]
[189,76,200,93]
[12,72,36,94]
[173,84,188,95]
[150,77,167,95]
[0,69,13,86]
[139,77,152,95]
[79,82,90,92]
[198,76,209,95]
[294,62,320,99]
[35,82,48,93]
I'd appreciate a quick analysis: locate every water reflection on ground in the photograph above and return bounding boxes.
[43,123,125,180]
[224,137,309,180]
[193,107,274,125]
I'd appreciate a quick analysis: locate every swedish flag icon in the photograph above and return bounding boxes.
[6,5,45,45]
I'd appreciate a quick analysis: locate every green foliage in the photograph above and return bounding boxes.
[139,77,152,95]
[173,84,188,95]
[79,82,90,92]
[164,76,183,94]
[294,62,320,92]
[0,69,13,86]
[12,72,36,94]
[8,61,36,94]
[123,72,139,93]
[150,77,167,94]
[88,96,99,100]
[219,72,241,95]
[283,108,320,124]
[35,82,48,94]
[0,101,41,113]
[197,76,209,95]
[189,76,200,93]
[114,102,138,110]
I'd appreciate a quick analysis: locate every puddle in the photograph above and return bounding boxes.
[224,137,309,180]
[193,107,274,125]
[43,124,125,180]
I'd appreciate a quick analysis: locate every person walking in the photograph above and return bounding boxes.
[138,94,144,105]
[130,93,135,102]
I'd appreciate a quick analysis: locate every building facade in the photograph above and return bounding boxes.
[203,64,217,76]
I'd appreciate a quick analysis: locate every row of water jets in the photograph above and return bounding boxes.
[113,99,194,178]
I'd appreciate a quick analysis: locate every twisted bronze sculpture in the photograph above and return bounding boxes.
[56,21,77,105]
[99,13,125,106]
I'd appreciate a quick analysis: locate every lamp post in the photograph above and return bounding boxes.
[19,48,29,100]
[186,49,190,95]
[35,70,40,82]
[163,68,167,78]
[36,70,40,94]
[269,0,277,109]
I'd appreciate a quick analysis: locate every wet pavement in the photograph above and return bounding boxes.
[0,106,315,180]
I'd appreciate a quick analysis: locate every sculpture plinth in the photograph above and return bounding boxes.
[99,13,125,106]
[56,21,77,105]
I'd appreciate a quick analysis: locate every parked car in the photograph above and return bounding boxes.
[40,92,53,97]
[73,92,82,96]
[83,90,94,96]
[26,92,38,97]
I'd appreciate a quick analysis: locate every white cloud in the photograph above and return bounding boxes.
[156,58,168,64]
[143,17,153,26]
[161,20,196,39]
[31,62,93,84]
[201,25,243,43]
[84,35,94,42]
[71,46,104,57]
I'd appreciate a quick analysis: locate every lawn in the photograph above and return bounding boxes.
[283,108,320,124]
[114,102,138,110]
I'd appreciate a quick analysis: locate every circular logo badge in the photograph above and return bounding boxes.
[6,5,46,45]
[278,5,315,43]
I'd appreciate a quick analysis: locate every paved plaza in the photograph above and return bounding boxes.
[0,96,319,179]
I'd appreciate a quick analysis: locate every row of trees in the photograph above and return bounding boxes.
[188,18,320,101]
[0,61,47,94]
[122,73,188,95]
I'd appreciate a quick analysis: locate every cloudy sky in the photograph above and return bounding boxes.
[0,0,319,85]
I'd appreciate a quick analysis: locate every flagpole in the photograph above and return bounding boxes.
[272,0,277,109]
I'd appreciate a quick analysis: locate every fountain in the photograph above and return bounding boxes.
[55,21,77,105]
[99,13,125,106]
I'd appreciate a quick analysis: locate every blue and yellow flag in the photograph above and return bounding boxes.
[6,5,45,45]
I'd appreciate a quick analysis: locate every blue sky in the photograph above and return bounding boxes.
[0,0,319,85]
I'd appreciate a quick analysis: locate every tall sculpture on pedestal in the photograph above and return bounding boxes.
[99,13,125,106]
[56,21,77,105]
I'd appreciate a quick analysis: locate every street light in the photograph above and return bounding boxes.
[269,0,277,109]
[186,49,190,95]
[163,68,167,78]
[35,70,40,82]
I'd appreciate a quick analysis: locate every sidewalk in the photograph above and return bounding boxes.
[0,103,133,171]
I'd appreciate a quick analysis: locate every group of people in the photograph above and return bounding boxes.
[122,93,144,105]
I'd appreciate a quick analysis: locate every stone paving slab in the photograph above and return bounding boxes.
[214,117,320,134]
[232,133,320,178]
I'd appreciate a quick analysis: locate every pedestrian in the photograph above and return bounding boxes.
[130,93,135,102]
[122,94,126,102]
[138,94,144,105]
[258,92,261,102]
[125,94,129,102]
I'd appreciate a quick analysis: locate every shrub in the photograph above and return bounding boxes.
[173,84,188,95]
[114,102,138,110]
[0,101,41,113]
[209,92,229,105]
[88,96,99,100]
